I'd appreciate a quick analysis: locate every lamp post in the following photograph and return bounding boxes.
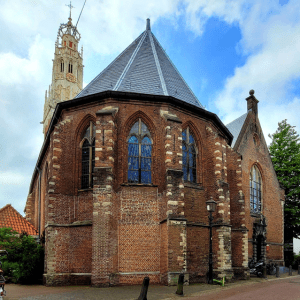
[206,197,217,284]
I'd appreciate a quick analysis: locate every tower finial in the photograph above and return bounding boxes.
[66,1,74,20]
[146,18,151,31]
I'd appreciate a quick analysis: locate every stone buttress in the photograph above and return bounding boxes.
[92,107,118,287]
[161,110,187,285]
[206,125,233,280]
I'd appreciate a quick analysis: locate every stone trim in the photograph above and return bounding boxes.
[45,220,92,228]
[186,222,232,228]
[248,239,283,246]
[96,107,119,116]
[121,183,158,187]
[232,228,249,232]
[183,182,204,190]
[166,169,183,178]
[119,272,160,275]
[44,273,92,276]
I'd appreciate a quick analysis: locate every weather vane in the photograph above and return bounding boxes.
[66,1,74,19]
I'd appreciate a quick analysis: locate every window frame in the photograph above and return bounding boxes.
[250,165,262,214]
[80,121,95,189]
[127,118,152,184]
[182,127,197,183]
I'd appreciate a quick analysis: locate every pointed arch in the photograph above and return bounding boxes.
[60,59,64,73]
[123,111,156,184]
[68,59,73,74]
[74,114,96,190]
[124,110,156,138]
[250,164,263,214]
[182,121,203,184]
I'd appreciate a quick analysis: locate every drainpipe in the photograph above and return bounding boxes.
[35,166,42,241]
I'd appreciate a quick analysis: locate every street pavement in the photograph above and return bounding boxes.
[4,273,300,300]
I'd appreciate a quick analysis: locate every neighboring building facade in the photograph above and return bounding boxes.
[25,18,284,286]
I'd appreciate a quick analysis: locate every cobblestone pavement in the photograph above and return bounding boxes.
[4,272,300,300]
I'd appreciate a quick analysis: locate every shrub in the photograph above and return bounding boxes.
[0,228,44,284]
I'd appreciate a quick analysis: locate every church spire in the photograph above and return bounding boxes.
[66,1,74,20]
[42,10,83,136]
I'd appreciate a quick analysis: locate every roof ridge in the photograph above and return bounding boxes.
[76,31,145,98]
[226,112,248,126]
[151,34,203,108]
[0,204,11,214]
[149,31,168,96]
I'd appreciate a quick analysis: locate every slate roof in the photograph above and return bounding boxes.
[0,204,38,236]
[76,19,204,108]
[226,112,248,147]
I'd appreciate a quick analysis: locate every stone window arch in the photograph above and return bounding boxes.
[127,118,152,184]
[80,121,95,189]
[60,60,64,72]
[68,61,73,73]
[250,165,262,213]
[182,127,197,183]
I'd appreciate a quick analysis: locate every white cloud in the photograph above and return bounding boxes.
[188,0,300,143]
[0,172,29,186]
[1,0,300,215]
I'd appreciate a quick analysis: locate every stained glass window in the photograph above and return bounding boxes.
[128,119,152,184]
[250,165,262,213]
[81,122,95,189]
[182,127,197,183]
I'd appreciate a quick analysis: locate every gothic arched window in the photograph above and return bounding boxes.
[250,165,262,213]
[68,63,73,73]
[128,119,152,184]
[81,122,95,189]
[60,61,64,72]
[182,127,197,183]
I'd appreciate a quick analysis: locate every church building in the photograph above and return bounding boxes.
[25,16,284,286]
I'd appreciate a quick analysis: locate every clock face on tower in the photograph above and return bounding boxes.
[66,73,76,83]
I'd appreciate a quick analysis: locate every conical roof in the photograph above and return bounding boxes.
[76,19,203,108]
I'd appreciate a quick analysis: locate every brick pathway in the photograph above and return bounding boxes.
[4,273,300,300]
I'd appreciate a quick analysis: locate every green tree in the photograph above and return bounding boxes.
[268,119,300,238]
[0,227,44,284]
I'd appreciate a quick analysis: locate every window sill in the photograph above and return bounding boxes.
[184,182,204,190]
[250,212,261,218]
[78,188,93,192]
[121,183,158,187]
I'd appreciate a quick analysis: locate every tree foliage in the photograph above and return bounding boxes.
[0,227,44,284]
[268,119,300,238]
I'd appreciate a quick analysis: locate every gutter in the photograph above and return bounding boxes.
[35,166,42,239]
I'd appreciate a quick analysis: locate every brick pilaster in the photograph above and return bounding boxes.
[91,107,118,287]
[161,111,187,285]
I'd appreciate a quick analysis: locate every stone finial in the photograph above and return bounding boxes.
[246,89,259,115]
[146,18,151,31]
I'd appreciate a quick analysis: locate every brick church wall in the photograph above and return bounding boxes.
[237,112,284,265]
[25,94,284,286]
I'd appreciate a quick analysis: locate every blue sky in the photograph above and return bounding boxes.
[0,0,299,224]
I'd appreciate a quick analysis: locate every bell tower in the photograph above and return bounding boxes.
[43,7,83,135]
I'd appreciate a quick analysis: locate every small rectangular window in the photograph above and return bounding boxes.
[64,41,66,46]
[69,41,73,48]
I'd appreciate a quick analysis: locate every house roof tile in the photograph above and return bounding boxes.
[0,204,38,236]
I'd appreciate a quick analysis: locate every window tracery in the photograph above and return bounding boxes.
[182,127,197,183]
[128,119,152,184]
[81,121,95,189]
[250,165,262,213]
